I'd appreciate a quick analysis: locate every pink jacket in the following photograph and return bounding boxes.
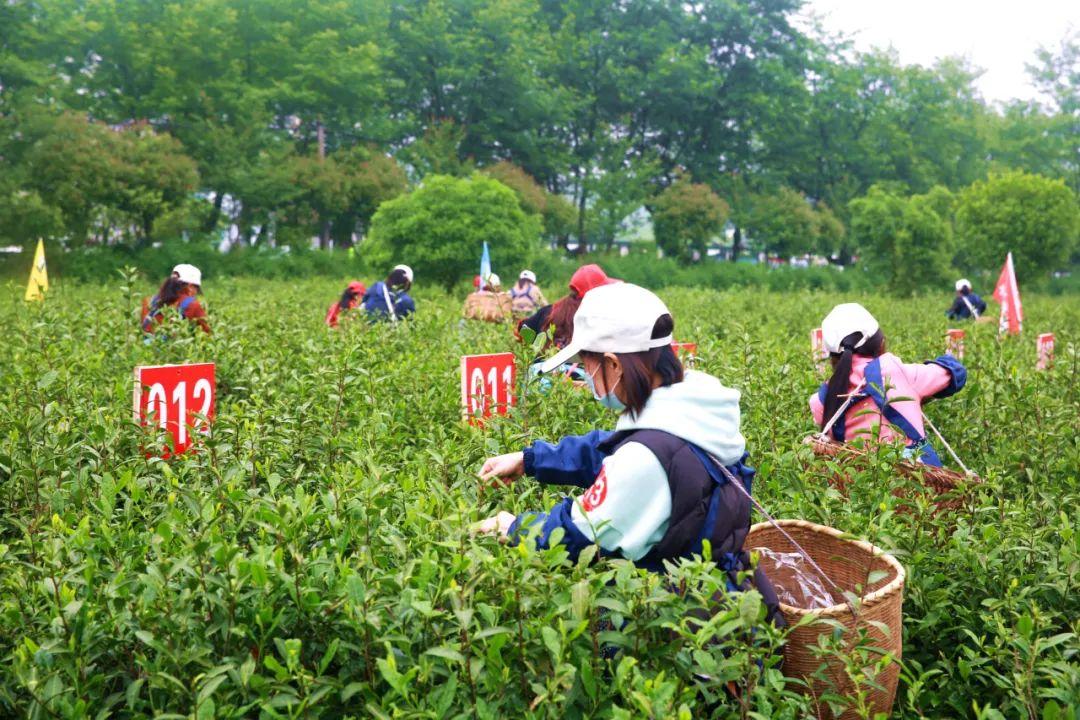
[809,353,953,444]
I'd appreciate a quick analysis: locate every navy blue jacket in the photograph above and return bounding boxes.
[946,292,987,320]
[362,281,415,320]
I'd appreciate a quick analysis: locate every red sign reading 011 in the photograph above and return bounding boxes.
[460,353,515,426]
[133,363,216,456]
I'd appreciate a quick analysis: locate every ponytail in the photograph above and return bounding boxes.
[338,286,358,311]
[820,330,885,429]
[155,276,187,308]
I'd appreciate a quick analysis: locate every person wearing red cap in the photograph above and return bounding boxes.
[517,264,619,348]
[515,264,621,390]
[326,281,367,328]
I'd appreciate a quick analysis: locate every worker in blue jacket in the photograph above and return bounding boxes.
[476,283,784,624]
[945,279,987,320]
[363,265,415,321]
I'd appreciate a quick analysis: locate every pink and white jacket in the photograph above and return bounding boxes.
[809,352,966,464]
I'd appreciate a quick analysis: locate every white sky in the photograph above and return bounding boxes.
[798,0,1078,104]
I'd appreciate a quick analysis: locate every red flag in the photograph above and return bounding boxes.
[992,252,1023,335]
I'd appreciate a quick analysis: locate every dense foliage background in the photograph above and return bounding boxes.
[1,0,1077,285]
[0,277,1076,717]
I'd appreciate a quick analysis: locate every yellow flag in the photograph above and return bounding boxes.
[25,239,49,301]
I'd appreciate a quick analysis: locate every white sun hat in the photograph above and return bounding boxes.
[393,264,414,284]
[955,278,971,292]
[519,270,536,282]
[540,283,673,373]
[821,302,880,354]
[172,263,202,287]
[486,273,501,289]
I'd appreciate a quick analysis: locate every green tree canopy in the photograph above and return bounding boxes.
[955,171,1079,280]
[366,174,541,288]
[652,181,729,263]
[849,185,955,295]
[743,188,818,258]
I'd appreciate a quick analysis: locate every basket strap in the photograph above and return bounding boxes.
[818,380,866,442]
[381,284,398,323]
[961,295,980,319]
[921,412,974,476]
[705,451,860,620]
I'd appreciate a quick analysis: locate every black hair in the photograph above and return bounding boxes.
[821,329,886,429]
[960,286,971,296]
[580,314,684,418]
[338,285,360,311]
[155,275,189,307]
[387,268,411,291]
[547,294,581,348]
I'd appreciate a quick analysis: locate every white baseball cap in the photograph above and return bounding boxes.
[955,278,971,292]
[821,303,879,354]
[393,264,414,283]
[519,270,536,282]
[540,283,673,373]
[172,263,202,287]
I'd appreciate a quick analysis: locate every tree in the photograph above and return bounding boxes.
[813,202,846,258]
[1,111,198,246]
[1023,30,1079,193]
[955,171,1079,280]
[743,188,818,258]
[652,181,729,262]
[483,161,548,217]
[483,161,580,244]
[849,185,954,294]
[366,174,540,288]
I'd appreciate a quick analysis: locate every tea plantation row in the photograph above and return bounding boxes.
[0,278,1076,718]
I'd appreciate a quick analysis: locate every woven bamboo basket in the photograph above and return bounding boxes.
[748,519,905,720]
[803,434,980,509]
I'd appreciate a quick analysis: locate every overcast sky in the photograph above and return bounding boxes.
[798,0,1077,104]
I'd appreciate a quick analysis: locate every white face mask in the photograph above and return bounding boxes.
[584,364,626,412]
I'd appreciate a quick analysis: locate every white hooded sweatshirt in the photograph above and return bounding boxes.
[569,370,745,561]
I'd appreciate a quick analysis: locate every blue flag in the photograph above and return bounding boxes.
[480,241,491,284]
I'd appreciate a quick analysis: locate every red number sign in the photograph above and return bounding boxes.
[133,363,216,456]
[460,353,516,426]
[810,327,827,360]
[1036,333,1054,370]
[946,329,965,359]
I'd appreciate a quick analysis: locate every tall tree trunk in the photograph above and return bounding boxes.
[203,192,225,232]
[575,170,588,255]
[730,226,742,262]
[317,121,331,250]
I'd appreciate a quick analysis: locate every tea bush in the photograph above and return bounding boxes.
[0,277,1076,718]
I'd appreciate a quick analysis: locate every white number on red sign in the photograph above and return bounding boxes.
[460,353,516,426]
[133,363,216,456]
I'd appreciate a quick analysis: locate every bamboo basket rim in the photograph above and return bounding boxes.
[802,433,982,486]
[749,519,906,620]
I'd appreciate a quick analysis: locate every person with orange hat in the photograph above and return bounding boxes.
[325,281,367,328]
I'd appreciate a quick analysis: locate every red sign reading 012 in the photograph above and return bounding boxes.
[460,353,515,426]
[133,363,216,455]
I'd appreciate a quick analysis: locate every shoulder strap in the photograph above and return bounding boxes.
[863,358,925,445]
[177,295,196,316]
[381,283,397,323]
[687,444,751,585]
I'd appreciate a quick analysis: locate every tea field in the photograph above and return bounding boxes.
[0,277,1077,719]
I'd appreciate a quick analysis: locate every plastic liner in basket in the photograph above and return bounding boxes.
[755,547,837,610]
